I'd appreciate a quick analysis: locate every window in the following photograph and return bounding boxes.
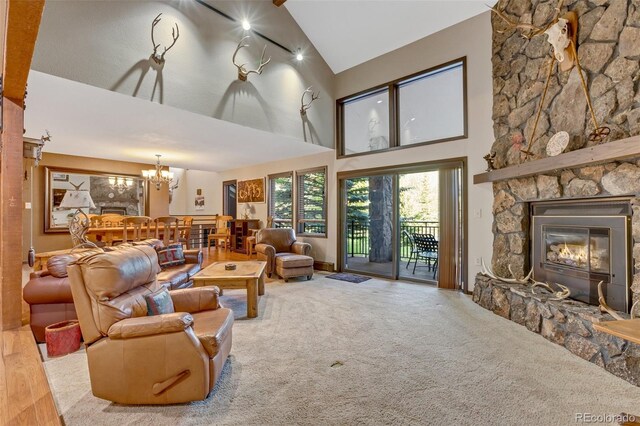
[337,58,467,158]
[398,61,464,146]
[296,167,327,237]
[268,172,293,228]
[342,88,390,155]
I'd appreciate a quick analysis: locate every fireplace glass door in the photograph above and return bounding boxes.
[543,226,610,275]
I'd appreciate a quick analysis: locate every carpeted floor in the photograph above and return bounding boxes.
[42,273,640,425]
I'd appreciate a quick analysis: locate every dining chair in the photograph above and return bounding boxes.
[411,233,439,278]
[154,216,180,246]
[207,215,233,251]
[123,216,153,243]
[179,216,194,249]
[98,214,125,227]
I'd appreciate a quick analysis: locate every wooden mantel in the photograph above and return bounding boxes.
[473,135,640,184]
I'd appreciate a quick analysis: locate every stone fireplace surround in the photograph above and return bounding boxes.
[473,161,640,386]
[477,0,640,386]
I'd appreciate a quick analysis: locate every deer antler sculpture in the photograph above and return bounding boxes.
[598,281,638,320]
[232,36,271,81]
[300,86,320,116]
[491,0,565,40]
[151,13,180,65]
[480,258,533,284]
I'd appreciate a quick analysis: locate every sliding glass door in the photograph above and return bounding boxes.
[343,174,395,279]
[338,160,465,289]
[398,170,440,282]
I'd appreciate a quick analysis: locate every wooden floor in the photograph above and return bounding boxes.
[0,326,61,425]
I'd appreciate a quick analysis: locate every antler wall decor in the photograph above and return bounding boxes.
[232,36,271,81]
[151,13,180,64]
[300,86,319,116]
[491,0,609,160]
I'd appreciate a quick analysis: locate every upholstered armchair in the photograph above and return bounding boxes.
[255,228,313,281]
[67,245,233,405]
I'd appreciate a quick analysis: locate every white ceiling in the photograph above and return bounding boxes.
[285,0,489,74]
[24,71,330,172]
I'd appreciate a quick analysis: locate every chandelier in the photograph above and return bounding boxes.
[142,154,174,190]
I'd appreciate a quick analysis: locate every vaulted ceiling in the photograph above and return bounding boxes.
[285,0,489,73]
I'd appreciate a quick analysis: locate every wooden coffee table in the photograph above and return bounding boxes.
[192,261,266,318]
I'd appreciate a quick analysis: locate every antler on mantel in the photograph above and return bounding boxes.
[232,36,271,81]
[151,13,180,64]
[490,0,566,40]
[300,86,320,116]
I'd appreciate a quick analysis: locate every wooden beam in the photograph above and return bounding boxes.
[4,0,45,99]
[1,0,45,330]
[1,98,25,330]
[273,0,287,6]
[473,135,640,184]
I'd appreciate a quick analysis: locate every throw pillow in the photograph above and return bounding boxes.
[155,243,186,269]
[145,288,175,316]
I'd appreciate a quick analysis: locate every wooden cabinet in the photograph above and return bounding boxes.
[230,219,260,254]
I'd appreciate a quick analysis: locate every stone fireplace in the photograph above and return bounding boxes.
[473,0,640,386]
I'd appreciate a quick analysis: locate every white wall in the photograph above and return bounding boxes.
[333,12,494,290]
[32,0,335,148]
[169,168,220,216]
[169,12,495,289]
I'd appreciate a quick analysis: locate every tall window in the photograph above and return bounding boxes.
[337,57,467,158]
[398,61,464,146]
[268,172,293,228]
[296,167,327,237]
[342,88,390,155]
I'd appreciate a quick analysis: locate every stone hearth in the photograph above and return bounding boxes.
[474,275,640,386]
[487,0,640,313]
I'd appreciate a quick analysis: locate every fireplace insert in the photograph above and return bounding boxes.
[532,199,631,312]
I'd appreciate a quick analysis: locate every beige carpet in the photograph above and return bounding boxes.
[42,274,640,425]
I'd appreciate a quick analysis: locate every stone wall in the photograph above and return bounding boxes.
[474,276,640,386]
[488,0,640,314]
[492,0,640,167]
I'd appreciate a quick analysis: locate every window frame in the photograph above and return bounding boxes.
[267,171,294,229]
[336,57,468,159]
[295,166,328,238]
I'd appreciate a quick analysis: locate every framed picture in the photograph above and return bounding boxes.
[237,178,265,203]
[52,172,69,182]
[195,195,205,211]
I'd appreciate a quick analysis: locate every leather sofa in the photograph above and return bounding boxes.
[23,240,203,342]
[255,228,314,281]
[68,245,233,404]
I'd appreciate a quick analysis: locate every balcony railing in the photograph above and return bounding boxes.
[346,220,439,260]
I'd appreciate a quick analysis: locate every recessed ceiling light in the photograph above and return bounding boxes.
[295,50,304,61]
[242,20,251,31]
[377,100,383,104]
[410,117,416,121]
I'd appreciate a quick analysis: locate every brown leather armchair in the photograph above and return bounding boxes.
[255,228,313,281]
[67,245,233,404]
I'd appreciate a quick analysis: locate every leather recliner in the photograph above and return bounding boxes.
[255,228,313,281]
[23,240,203,342]
[67,245,233,404]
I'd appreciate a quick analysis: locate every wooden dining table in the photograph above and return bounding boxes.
[87,224,190,245]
